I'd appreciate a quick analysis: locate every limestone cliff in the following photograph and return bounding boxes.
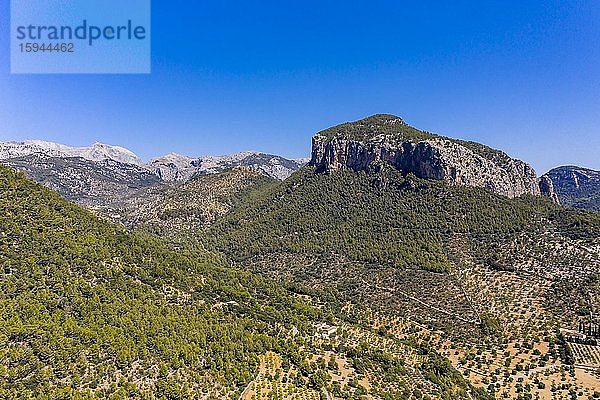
[310,114,555,200]
[539,175,561,205]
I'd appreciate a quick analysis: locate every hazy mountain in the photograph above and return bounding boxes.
[0,140,307,207]
[543,165,600,211]
[0,140,156,206]
[0,140,144,166]
[3,154,161,206]
[148,151,307,181]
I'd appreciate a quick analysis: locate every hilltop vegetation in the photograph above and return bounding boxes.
[316,114,436,142]
[315,114,517,169]
[103,167,273,238]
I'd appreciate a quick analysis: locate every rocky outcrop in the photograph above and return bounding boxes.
[310,115,549,199]
[538,175,560,204]
[147,153,198,181]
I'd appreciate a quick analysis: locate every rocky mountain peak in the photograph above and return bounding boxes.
[0,140,143,166]
[310,115,558,200]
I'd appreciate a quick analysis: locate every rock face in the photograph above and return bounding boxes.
[538,175,560,205]
[146,153,197,181]
[310,114,550,199]
[542,166,600,211]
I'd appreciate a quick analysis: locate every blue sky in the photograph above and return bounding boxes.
[0,1,599,173]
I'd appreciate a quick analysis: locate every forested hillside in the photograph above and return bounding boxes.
[102,167,274,238]
[0,165,318,398]
[203,166,600,398]
[208,166,600,272]
[0,165,492,399]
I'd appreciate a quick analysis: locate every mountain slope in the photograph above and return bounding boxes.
[0,164,317,398]
[204,167,600,398]
[104,167,274,236]
[200,118,600,397]
[544,166,600,211]
[3,154,161,206]
[0,164,489,400]
[209,167,546,272]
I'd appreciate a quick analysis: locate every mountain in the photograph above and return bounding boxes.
[311,114,551,199]
[0,164,308,397]
[0,140,157,206]
[0,140,307,182]
[148,151,307,181]
[543,166,600,211]
[201,115,600,398]
[104,167,273,236]
[0,140,144,166]
[0,164,490,399]
[3,154,161,206]
[3,116,600,398]
[209,116,600,323]
[0,140,307,208]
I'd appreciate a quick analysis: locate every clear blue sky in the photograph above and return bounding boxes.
[1,1,599,173]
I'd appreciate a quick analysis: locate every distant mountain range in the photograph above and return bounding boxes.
[0,140,307,180]
[147,151,308,181]
[0,140,307,206]
[0,140,143,165]
[2,122,600,213]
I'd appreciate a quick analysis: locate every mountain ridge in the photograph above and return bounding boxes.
[0,140,307,181]
[0,140,143,166]
[3,116,600,398]
[11,116,600,211]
